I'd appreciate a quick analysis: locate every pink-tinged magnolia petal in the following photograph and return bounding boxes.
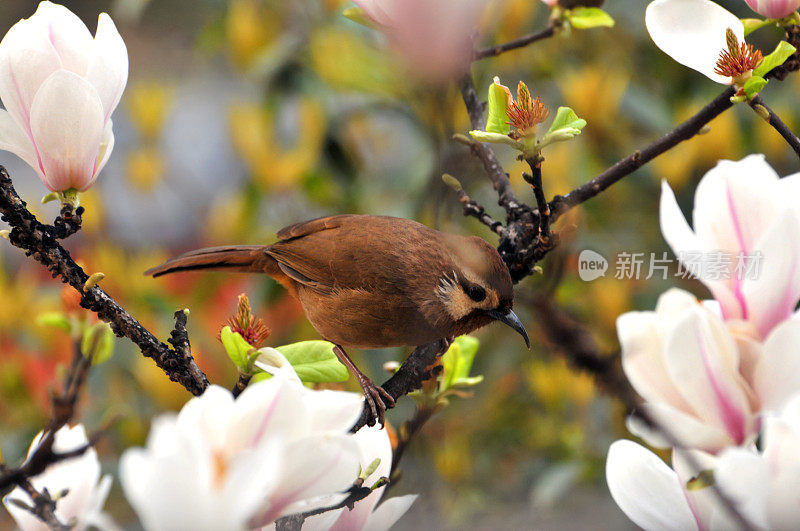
[626,402,732,451]
[0,109,39,173]
[659,180,702,268]
[671,448,717,530]
[745,0,800,18]
[754,319,800,412]
[663,308,752,443]
[91,120,115,187]
[328,426,393,531]
[646,0,744,84]
[29,70,105,191]
[742,208,800,338]
[762,402,800,528]
[86,13,128,121]
[713,447,769,529]
[29,1,95,75]
[353,0,395,26]
[306,389,365,434]
[692,155,779,255]
[605,440,698,531]
[362,495,418,531]
[0,18,61,135]
[617,311,693,411]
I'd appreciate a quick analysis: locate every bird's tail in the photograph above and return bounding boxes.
[144,245,274,277]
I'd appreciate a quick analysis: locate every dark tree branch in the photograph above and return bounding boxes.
[473,25,557,60]
[526,293,637,411]
[523,156,553,245]
[231,373,252,398]
[446,175,505,235]
[274,479,386,531]
[749,95,800,160]
[351,339,448,432]
[0,341,97,495]
[549,86,736,221]
[0,166,209,395]
[10,481,71,531]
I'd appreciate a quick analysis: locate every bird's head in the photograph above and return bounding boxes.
[435,235,529,348]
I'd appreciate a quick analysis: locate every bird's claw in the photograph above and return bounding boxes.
[360,379,395,427]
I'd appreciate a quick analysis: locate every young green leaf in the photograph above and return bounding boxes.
[741,18,772,37]
[81,322,115,365]
[486,79,511,134]
[342,7,378,29]
[753,41,797,77]
[469,130,523,149]
[451,335,480,381]
[36,312,73,334]
[547,107,587,135]
[743,75,768,99]
[220,325,255,370]
[566,7,615,30]
[276,340,349,383]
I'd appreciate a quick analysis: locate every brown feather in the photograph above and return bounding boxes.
[145,215,515,349]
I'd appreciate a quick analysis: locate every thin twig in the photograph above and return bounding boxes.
[749,95,800,160]
[0,167,209,395]
[549,86,737,220]
[274,479,385,531]
[11,481,70,531]
[523,156,552,243]
[231,373,252,398]
[473,25,557,60]
[351,340,448,431]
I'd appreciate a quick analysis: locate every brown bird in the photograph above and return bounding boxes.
[145,215,528,422]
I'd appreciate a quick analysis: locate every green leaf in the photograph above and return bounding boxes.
[486,79,511,135]
[81,322,114,365]
[220,326,254,370]
[276,340,349,383]
[566,7,615,30]
[743,75,768,98]
[451,335,480,381]
[741,18,772,37]
[547,107,587,135]
[469,130,523,149]
[754,41,797,77]
[37,312,72,334]
[440,341,461,392]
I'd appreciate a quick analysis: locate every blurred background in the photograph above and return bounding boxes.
[0,0,797,528]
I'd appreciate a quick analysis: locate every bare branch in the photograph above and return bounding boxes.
[473,24,557,60]
[749,95,800,160]
[0,166,209,395]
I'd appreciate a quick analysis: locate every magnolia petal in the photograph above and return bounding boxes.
[0,18,62,134]
[754,319,800,411]
[671,448,717,530]
[617,311,692,411]
[745,0,800,18]
[29,70,105,191]
[663,308,752,443]
[0,108,40,173]
[361,495,418,531]
[660,180,702,267]
[30,1,95,75]
[645,0,743,84]
[90,120,115,189]
[606,440,698,531]
[86,13,128,121]
[713,447,769,529]
[627,402,732,451]
[743,208,800,338]
[692,155,779,255]
[306,390,365,434]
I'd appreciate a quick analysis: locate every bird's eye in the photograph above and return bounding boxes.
[467,284,486,302]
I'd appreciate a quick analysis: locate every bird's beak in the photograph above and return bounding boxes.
[487,309,530,349]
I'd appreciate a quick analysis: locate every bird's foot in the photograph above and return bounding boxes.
[357,374,395,427]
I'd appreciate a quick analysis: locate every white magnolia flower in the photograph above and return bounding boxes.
[745,0,800,18]
[660,155,800,340]
[120,371,365,531]
[0,1,127,192]
[646,0,760,84]
[618,288,800,452]
[715,394,800,529]
[606,440,743,530]
[3,424,116,531]
[302,426,417,531]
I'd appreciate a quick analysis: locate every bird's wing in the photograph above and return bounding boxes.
[267,215,409,296]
